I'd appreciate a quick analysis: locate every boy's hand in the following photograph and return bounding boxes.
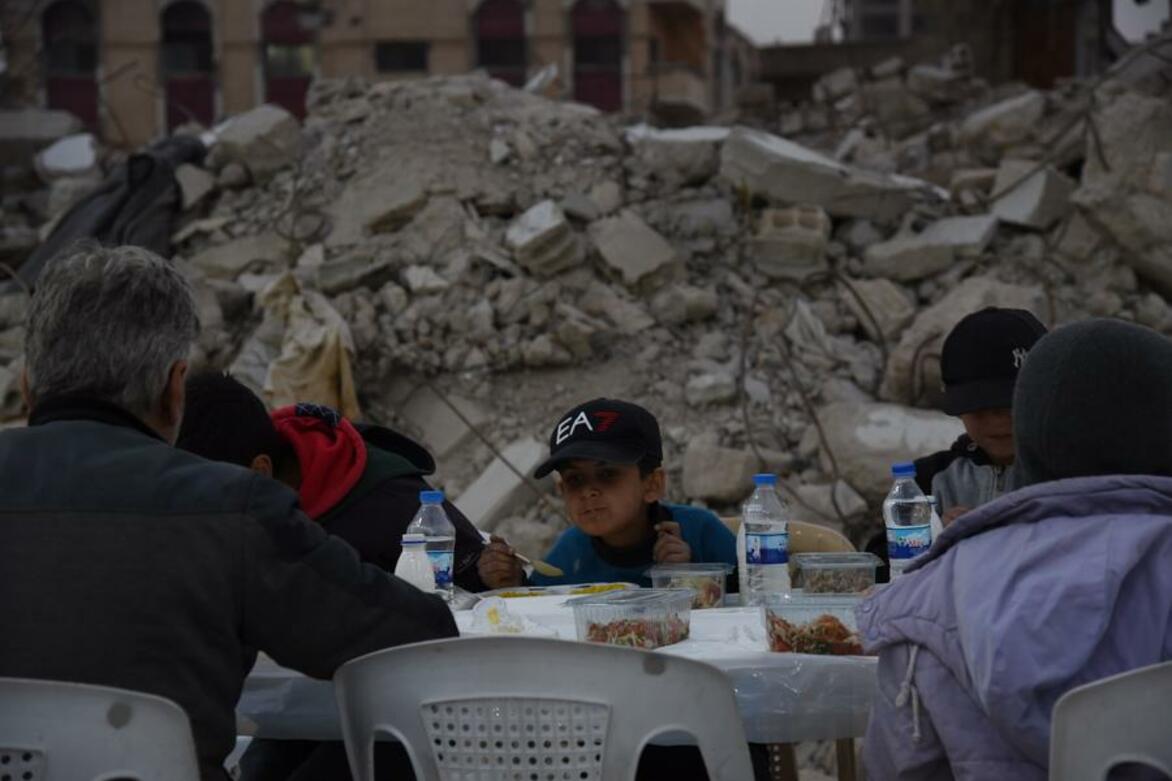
[653,521,691,563]
[942,506,971,527]
[477,535,524,589]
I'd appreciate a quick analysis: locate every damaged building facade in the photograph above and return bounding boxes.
[1,0,754,148]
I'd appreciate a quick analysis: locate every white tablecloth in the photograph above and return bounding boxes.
[237,598,878,744]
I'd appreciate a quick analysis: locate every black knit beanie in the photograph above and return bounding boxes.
[1013,318,1172,487]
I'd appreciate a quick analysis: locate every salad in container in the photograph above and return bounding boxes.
[568,588,694,649]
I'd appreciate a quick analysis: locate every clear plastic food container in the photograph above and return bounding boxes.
[646,563,731,609]
[568,589,695,649]
[761,593,867,656]
[793,552,883,594]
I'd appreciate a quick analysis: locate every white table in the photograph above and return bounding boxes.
[238,597,877,747]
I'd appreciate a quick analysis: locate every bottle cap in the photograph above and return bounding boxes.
[402,533,426,545]
[419,490,445,504]
[891,462,917,477]
[752,473,778,486]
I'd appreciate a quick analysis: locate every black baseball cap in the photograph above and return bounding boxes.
[534,398,664,479]
[941,307,1048,415]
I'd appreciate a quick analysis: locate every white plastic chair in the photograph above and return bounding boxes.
[1049,661,1172,781]
[0,677,200,781]
[334,636,755,781]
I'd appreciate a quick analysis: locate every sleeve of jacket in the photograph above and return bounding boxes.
[239,475,458,680]
[440,494,489,593]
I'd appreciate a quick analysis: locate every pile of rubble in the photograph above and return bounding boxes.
[1,37,1170,558]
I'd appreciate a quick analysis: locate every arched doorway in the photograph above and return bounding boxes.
[161,1,215,130]
[571,0,623,112]
[42,0,99,129]
[261,0,317,119]
[475,0,526,86]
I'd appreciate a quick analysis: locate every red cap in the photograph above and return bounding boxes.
[272,404,367,519]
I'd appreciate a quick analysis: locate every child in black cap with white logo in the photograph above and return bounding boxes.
[913,307,1048,525]
[479,398,737,588]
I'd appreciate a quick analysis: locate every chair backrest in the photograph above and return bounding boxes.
[1049,661,1172,781]
[0,677,200,781]
[721,516,856,554]
[334,636,755,781]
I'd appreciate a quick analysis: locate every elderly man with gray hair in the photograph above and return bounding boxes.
[0,243,458,780]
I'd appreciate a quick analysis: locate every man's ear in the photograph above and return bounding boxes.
[160,360,188,440]
[249,453,274,478]
[642,467,667,503]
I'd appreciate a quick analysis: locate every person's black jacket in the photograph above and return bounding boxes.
[321,423,488,592]
[0,397,457,780]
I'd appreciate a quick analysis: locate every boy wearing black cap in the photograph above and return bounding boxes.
[479,399,737,588]
[913,307,1048,523]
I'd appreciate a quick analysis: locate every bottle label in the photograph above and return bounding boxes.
[427,551,454,588]
[887,524,932,562]
[746,531,789,565]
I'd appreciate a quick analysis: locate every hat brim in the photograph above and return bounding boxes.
[533,440,646,479]
[943,377,1017,416]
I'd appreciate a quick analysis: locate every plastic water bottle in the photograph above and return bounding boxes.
[406,490,456,602]
[740,473,791,605]
[394,534,436,593]
[883,463,934,579]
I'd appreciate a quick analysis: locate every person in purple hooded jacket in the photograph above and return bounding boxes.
[859,318,1172,781]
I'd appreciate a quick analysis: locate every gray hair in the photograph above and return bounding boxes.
[24,242,201,417]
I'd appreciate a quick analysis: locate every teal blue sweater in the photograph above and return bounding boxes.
[529,502,737,588]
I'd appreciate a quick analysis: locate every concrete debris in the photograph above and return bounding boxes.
[176,163,217,211]
[327,174,428,247]
[212,104,302,182]
[841,277,915,343]
[720,126,940,222]
[626,124,729,189]
[34,133,99,181]
[455,437,549,530]
[992,160,1077,229]
[863,233,954,282]
[0,109,83,164]
[189,233,290,280]
[816,401,964,500]
[685,372,738,407]
[506,200,582,278]
[588,210,682,292]
[650,284,718,327]
[402,265,450,295]
[751,205,832,281]
[401,385,489,460]
[958,90,1046,155]
[682,435,759,503]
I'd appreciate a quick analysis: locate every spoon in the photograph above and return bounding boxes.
[479,531,564,578]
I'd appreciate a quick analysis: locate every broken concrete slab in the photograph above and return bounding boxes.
[214,104,302,182]
[176,163,216,210]
[751,205,832,280]
[188,233,291,280]
[400,384,490,460]
[455,436,549,530]
[813,67,857,102]
[589,180,624,215]
[403,265,450,295]
[863,234,953,282]
[880,276,1046,405]
[0,109,83,165]
[34,133,99,181]
[992,160,1076,229]
[588,210,682,293]
[816,401,964,500]
[840,277,916,343]
[685,372,737,407]
[505,200,582,278]
[720,126,941,222]
[917,214,999,256]
[326,174,428,246]
[791,479,869,524]
[650,284,718,326]
[682,436,759,503]
[316,254,394,295]
[625,124,729,189]
[958,90,1046,152]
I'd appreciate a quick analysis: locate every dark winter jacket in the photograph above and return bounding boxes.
[320,423,489,592]
[0,397,457,780]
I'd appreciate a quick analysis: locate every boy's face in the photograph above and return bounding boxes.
[960,408,1015,466]
[556,460,665,543]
